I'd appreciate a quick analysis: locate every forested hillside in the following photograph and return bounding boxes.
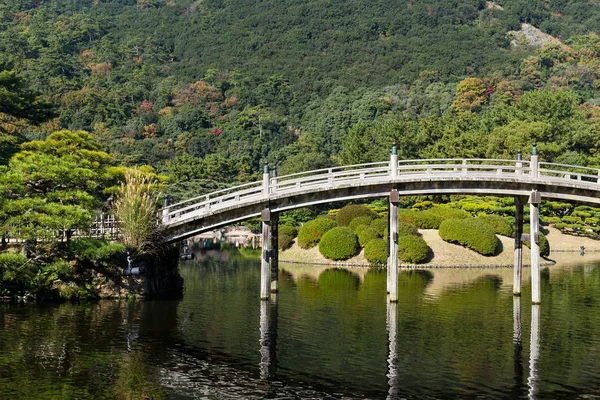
[3,0,600,201]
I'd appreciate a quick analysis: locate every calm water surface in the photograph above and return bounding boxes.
[1,250,599,399]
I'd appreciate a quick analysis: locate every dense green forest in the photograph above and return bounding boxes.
[3,0,600,220]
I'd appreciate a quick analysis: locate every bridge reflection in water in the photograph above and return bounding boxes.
[257,267,545,399]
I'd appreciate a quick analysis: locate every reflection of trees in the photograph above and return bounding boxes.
[0,301,169,399]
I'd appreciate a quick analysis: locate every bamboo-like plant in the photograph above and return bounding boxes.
[113,170,162,253]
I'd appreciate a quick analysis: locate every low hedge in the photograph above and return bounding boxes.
[438,218,498,256]
[279,225,298,238]
[477,215,514,237]
[297,218,337,249]
[336,204,378,226]
[319,227,359,260]
[349,216,374,232]
[279,234,293,250]
[398,235,429,264]
[364,238,388,265]
[398,210,443,229]
[357,226,379,247]
[370,218,387,237]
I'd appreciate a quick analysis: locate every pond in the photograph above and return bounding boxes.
[0,250,599,399]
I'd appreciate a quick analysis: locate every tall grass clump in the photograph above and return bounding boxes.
[114,170,162,253]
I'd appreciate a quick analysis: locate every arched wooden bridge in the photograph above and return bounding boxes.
[161,149,600,305]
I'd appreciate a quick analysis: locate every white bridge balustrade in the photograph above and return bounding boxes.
[159,148,600,304]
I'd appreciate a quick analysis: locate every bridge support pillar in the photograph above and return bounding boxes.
[388,190,399,302]
[261,209,272,300]
[529,191,541,304]
[270,212,279,293]
[513,196,525,296]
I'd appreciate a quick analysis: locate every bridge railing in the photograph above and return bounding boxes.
[394,158,532,177]
[273,161,390,193]
[164,180,264,220]
[539,162,600,184]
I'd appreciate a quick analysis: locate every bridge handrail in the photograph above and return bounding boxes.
[167,180,262,210]
[271,163,390,186]
[539,162,600,173]
[539,168,600,182]
[275,161,389,181]
[396,158,531,165]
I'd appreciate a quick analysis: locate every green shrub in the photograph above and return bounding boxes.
[398,222,419,237]
[336,204,378,226]
[364,238,388,265]
[349,216,374,231]
[522,226,550,257]
[298,218,337,249]
[370,218,387,237]
[477,215,514,237]
[398,235,429,264]
[279,225,298,238]
[357,226,379,247]
[428,206,470,220]
[319,227,359,260]
[439,218,498,256]
[67,238,126,261]
[398,210,443,229]
[279,234,293,250]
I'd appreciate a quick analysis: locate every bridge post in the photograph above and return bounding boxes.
[270,212,279,293]
[516,150,522,176]
[262,162,270,197]
[390,143,398,179]
[261,209,271,300]
[513,196,525,295]
[529,190,541,304]
[530,143,538,179]
[271,168,278,195]
[162,196,170,224]
[388,189,399,302]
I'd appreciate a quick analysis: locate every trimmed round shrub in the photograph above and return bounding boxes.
[279,225,298,238]
[428,206,469,220]
[398,210,443,229]
[349,216,374,232]
[523,225,550,257]
[439,218,498,256]
[298,218,337,249]
[319,227,359,260]
[477,215,514,237]
[427,206,471,220]
[539,233,550,257]
[357,226,379,247]
[398,222,419,237]
[336,204,378,226]
[279,234,293,250]
[364,238,388,265]
[398,235,429,264]
[370,218,387,237]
